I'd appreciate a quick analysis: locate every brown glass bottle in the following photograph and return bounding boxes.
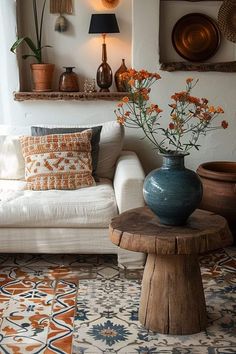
[59,67,79,92]
[115,59,128,92]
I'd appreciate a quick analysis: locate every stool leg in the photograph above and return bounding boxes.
[139,253,207,335]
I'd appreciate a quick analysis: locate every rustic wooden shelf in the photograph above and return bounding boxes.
[14,91,127,102]
[160,61,236,72]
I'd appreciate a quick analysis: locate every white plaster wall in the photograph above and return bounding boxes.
[0,0,235,173]
[19,0,132,91]
[131,0,236,172]
[0,0,132,126]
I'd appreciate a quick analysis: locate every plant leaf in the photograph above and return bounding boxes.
[39,0,47,47]
[10,37,38,54]
[33,0,40,46]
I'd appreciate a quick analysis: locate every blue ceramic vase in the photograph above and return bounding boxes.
[143,153,203,226]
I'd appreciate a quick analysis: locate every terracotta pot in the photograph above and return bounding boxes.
[31,63,55,92]
[197,161,236,241]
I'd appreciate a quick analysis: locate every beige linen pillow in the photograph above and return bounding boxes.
[0,135,25,180]
[20,130,95,190]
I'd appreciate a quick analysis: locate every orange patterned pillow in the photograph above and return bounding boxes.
[20,130,95,190]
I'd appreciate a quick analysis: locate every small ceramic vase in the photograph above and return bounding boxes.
[115,59,128,92]
[59,67,79,92]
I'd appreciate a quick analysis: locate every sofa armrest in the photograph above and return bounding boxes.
[113,151,145,213]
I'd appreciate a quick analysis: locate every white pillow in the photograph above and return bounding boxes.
[0,135,25,180]
[96,121,124,179]
[31,121,124,180]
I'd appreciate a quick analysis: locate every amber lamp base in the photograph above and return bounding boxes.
[96,41,112,92]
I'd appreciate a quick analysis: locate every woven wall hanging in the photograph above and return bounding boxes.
[50,0,73,32]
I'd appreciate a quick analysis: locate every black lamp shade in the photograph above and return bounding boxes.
[89,14,120,34]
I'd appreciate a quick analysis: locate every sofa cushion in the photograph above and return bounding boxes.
[33,121,124,180]
[96,121,124,179]
[0,135,25,180]
[31,125,102,181]
[0,179,118,227]
[20,130,95,191]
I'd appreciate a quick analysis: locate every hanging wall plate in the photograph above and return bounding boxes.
[172,13,221,62]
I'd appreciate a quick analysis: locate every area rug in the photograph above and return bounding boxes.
[0,249,235,354]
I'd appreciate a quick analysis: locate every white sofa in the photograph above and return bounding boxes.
[0,121,146,268]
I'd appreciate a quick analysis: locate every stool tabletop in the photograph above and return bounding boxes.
[109,207,233,255]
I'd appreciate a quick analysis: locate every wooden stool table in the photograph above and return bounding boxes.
[109,207,233,335]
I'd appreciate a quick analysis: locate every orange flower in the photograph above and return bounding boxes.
[209,106,216,113]
[186,78,193,84]
[139,69,150,79]
[114,74,227,154]
[122,96,129,103]
[154,106,163,114]
[217,106,224,113]
[140,88,149,100]
[153,73,161,80]
[171,91,188,102]
[117,116,126,125]
[221,120,228,129]
[201,98,208,104]
[128,78,135,87]
[188,95,200,105]
[202,113,212,121]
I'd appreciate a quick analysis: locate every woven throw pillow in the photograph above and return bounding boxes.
[20,130,95,191]
[31,125,102,181]
[30,122,124,180]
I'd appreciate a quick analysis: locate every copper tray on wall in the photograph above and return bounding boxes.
[172,13,221,62]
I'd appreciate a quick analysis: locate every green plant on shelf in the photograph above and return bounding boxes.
[10,0,51,63]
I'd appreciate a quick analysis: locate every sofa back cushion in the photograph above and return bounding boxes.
[0,135,25,180]
[20,130,95,190]
[96,121,124,179]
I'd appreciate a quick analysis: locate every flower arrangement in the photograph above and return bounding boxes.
[115,69,228,154]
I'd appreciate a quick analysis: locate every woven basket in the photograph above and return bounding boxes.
[218,0,236,43]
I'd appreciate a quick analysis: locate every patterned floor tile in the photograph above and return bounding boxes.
[45,330,74,354]
[0,296,12,317]
[0,343,46,353]
[0,314,49,345]
[97,267,120,279]
[5,290,53,317]
[73,248,236,354]
[0,249,235,354]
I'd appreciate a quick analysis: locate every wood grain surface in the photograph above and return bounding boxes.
[139,254,207,334]
[109,207,233,255]
[109,207,233,334]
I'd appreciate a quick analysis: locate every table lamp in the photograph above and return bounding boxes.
[89,13,120,92]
